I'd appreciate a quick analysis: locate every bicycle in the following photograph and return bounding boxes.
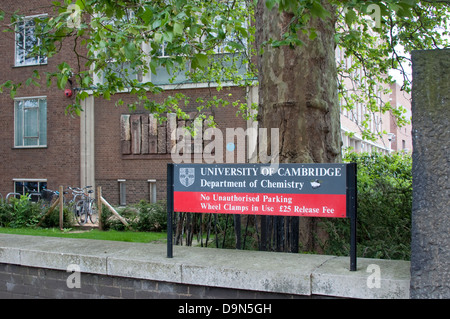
[40,188,61,210]
[64,186,87,225]
[67,186,98,225]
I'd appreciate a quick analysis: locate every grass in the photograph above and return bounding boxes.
[0,227,167,243]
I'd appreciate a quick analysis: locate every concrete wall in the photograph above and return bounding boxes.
[0,234,410,299]
[0,263,309,299]
[410,49,450,298]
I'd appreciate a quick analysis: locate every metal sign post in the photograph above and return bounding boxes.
[167,163,174,259]
[347,162,358,271]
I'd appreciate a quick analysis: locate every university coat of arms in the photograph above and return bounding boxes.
[179,167,195,187]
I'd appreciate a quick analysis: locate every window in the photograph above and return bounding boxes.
[13,179,47,201]
[102,61,140,84]
[14,97,47,148]
[95,11,143,85]
[151,42,191,85]
[148,179,157,204]
[15,15,47,67]
[118,179,126,206]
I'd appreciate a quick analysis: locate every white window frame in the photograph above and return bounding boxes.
[14,96,47,148]
[148,179,157,204]
[150,42,192,86]
[14,14,48,67]
[118,179,127,206]
[13,178,47,201]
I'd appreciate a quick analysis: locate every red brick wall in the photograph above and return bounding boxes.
[94,86,248,204]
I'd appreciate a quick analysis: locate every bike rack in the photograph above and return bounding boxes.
[5,192,21,203]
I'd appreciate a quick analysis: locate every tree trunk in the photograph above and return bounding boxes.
[255,0,341,252]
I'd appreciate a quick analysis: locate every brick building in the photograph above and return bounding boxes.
[1,1,411,206]
[92,86,249,204]
[0,0,82,202]
[336,45,412,155]
[0,0,250,205]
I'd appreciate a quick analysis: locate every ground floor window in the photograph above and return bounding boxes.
[148,179,157,204]
[13,179,47,201]
[118,179,126,206]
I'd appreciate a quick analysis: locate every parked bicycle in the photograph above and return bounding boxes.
[66,186,98,225]
[2,185,99,226]
[40,188,61,209]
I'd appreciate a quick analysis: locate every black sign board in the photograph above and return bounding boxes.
[167,163,357,271]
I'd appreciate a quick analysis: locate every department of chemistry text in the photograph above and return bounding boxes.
[201,179,305,190]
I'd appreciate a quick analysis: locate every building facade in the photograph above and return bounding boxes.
[0,1,412,206]
[0,0,250,205]
[336,45,412,155]
[339,81,412,154]
[0,0,82,201]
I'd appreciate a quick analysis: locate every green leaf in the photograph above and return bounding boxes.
[103,90,111,100]
[57,75,68,90]
[265,0,276,10]
[163,31,173,43]
[75,0,85,10]
[78,91,89,100]
[152,19,161,30]
[309,28,317,40]
[124,42,137,60]
[154,32,163,44]
[310,1,330,19]
[141,6,154,25]
[173,22,183,36]
[344,8,357,27]
[82,75,92,87]
[227,41,245,51]
[192,53,208,70]
[10,89,17,99]
[32,70,40,80]
[150,59,157,75]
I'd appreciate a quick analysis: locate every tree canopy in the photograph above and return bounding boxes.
[0,0,448,138]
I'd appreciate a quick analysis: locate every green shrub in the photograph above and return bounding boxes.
[0,201,14,227]
[0,196,41,228]
[38,206,74,229]
[100,205,131,231]
[132,200,167,232]
[0,196,74,229]
[100,200,167,232]
[320,152,412,260]
[99,205,112,230]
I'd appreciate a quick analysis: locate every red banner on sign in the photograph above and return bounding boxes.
[174,191,347,218]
